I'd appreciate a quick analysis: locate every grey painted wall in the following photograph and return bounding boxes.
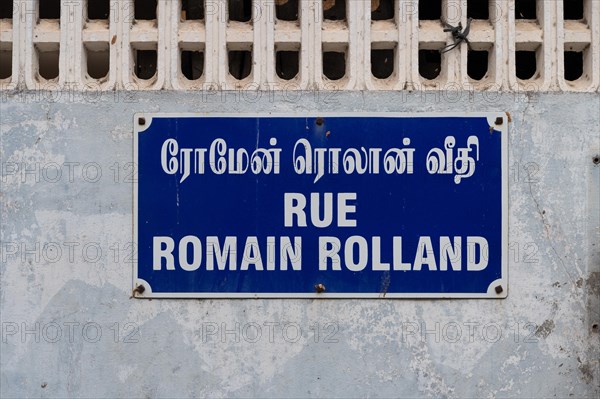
[1,91,599,398]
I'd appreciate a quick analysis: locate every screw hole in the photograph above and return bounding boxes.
[315,283,326,293]
[593,156,599,165]
[132,285,145,298]
[316,117,324,126]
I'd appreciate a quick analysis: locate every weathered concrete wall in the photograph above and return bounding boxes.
[1,91,599,398]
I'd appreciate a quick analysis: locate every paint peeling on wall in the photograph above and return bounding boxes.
[1,91,599,398]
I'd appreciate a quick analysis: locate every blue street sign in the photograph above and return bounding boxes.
[134,113,508,298]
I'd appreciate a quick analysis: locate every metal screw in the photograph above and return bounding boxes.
[132,285,145,297]
[138,117,146,126]
[495,285,503,294]
[316,117,324,126]
[315,283,326,293]
[495,117,503,125]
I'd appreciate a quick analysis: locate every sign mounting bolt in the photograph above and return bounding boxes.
[495,117,503,125]
[315,283,326,293]
[316,117,324,126]
[138,117,146,126]
[131,285,145,298]
[495,285,503,294]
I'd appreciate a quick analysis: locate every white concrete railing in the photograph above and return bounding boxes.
[0,0,598,91]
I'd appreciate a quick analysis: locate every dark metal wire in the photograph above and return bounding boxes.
[440,18,473,53]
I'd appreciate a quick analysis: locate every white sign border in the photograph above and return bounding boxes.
[133,112,509,299]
